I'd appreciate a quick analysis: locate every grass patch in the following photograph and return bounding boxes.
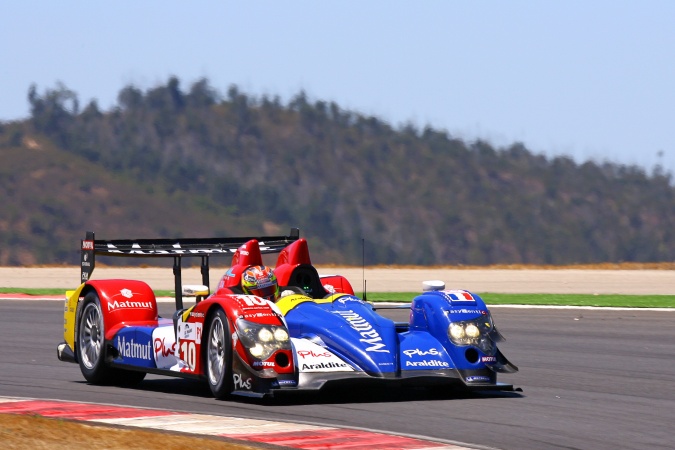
[2,288,674,308]
[0,288,65,295]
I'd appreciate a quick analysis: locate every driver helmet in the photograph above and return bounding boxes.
[241,265,280,301]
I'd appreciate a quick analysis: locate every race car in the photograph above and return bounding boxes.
[57,228,517,399]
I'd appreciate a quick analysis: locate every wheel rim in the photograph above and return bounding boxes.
[208,316,226,385]
[79,302,103,369]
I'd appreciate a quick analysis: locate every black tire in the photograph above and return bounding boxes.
[76,292,112,384]
[203,308,233,399]
[76,292,147,386]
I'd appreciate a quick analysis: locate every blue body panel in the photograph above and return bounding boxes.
[284,291,500,377]
[285,295,397,374]
[112,326,156,368]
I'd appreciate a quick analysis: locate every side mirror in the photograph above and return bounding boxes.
[182,284,210,302]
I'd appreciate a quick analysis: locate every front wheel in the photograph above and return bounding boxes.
[204,308,233,399]
[77,292,111,384]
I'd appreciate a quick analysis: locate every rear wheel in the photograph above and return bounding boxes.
[76,292,147,386]
[204,308,233,399]
[77,292,111,384]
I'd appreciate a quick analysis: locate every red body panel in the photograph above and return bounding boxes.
[319,275,355,295]
[84,279,158,341]
[217,239,264,290]
[176,293,294,377]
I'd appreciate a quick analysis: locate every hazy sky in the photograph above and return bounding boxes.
[2,1,674,175]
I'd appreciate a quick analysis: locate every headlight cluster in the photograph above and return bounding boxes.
[447,317,495,353]
[236,318,291,360]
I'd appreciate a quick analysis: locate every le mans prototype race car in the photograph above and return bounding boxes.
[57,228,518,398]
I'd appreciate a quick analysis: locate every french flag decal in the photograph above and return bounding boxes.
[446,290,475,302]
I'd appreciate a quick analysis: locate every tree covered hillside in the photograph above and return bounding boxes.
[1,78,673,266]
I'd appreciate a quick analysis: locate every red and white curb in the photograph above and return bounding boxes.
[0,397,479,449]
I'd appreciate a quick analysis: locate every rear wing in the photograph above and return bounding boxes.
[80,228,300,309]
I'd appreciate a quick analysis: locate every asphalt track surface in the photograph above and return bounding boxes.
[1,298,673,449]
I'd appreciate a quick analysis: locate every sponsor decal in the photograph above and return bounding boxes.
[107,299,153,312]
[177,321,203,344]
[292,338,354,372]
[481,356,497,363]
[81,240,94,250]
[233,373,252,390]
[82,272,89,281]
[333,310,390,353]
[252,361,276,368]
[336,296,364,306]
[116,336,153,361]
[243,311,276,319]
[444,290,475,302]
[152,327,178,369]
[447,309,488,315]
[466,375,491,382]
[235,295,269,310]
[189,311,205,318]
[297,349,333,359]
[403,348,441,358]
[278,379,297,386]
[405,360,450,368]
[154,337,175,357]
[120,289,133,299]
[323,284,336,294]
[103,242,233,256]
[301,361,349,370]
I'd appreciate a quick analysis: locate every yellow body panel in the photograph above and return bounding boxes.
[275,293,314,315]
[275,292,348,315]
[63,283,86,349]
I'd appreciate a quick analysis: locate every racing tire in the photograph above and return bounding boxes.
[76,292,113,384]
[204,308,233,399]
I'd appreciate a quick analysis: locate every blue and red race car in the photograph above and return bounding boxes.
[57,228,517,398]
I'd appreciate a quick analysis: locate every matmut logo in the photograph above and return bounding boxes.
[333,310,390,353]
[108,299,153,311]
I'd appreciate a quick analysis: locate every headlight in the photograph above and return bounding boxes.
[236,318,292,361]
[249,343,264,357]
[465,323,480,338]
[447,315,495,353]
[258,328,273,342]
[274,328,289,342]
[449,323,465,340]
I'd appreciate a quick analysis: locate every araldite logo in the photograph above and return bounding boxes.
[82,240,94,250]
[405,360,450,368]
